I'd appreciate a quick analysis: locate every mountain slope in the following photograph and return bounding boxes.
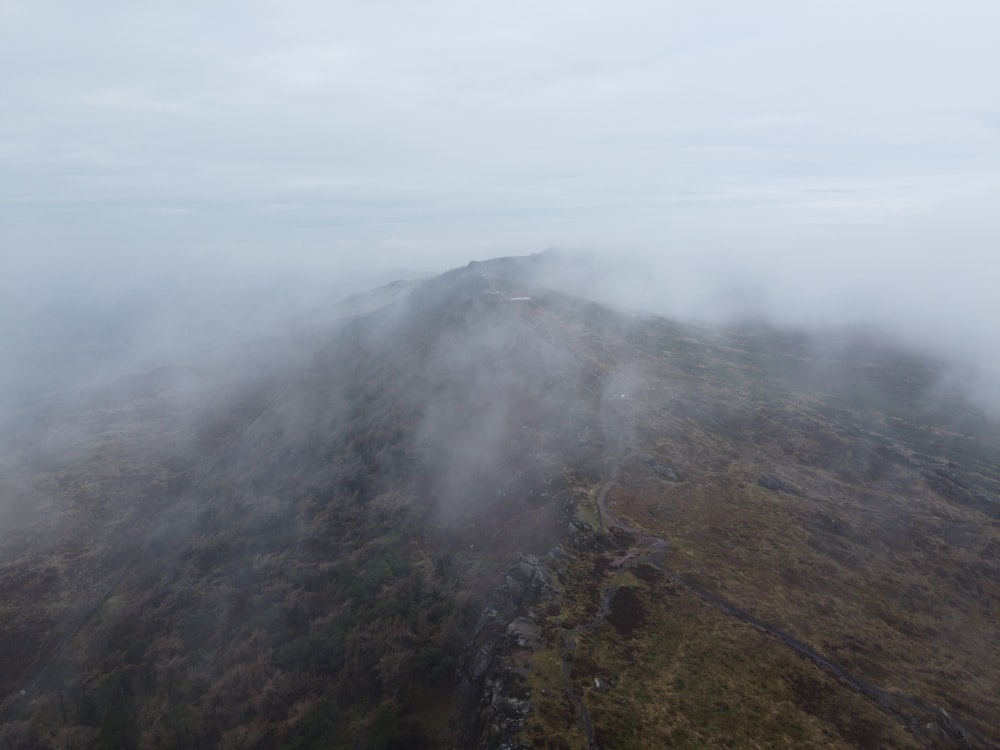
[1,254,998,749]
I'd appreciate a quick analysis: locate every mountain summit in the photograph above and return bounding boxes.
[2,254,998,749]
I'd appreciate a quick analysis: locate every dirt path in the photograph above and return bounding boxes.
[577,449,996,749]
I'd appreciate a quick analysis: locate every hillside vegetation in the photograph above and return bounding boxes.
[1,255,998,749]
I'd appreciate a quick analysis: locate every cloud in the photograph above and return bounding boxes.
[0,0,997,408]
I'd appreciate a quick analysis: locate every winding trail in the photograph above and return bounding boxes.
[561,449,997,750]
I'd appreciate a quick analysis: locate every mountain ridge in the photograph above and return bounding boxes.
[1,253,998,748]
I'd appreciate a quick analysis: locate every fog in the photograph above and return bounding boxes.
[2,1,998,411]
[4,8,1000,741]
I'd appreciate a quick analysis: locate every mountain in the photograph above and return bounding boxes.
[1,253,998,749]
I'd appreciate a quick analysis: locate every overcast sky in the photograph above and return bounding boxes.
[2,1,999,392]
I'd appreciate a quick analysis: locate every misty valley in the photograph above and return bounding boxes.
[2,254,999,749]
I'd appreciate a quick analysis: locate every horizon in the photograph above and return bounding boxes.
[2,2,998,412]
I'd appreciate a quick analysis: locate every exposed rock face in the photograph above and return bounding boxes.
[923,464,1000,519]
[653,464,679,481]
[936,708,974,742]
[757,473,805,496]
[456,553,554,750]
[642,453,683,482]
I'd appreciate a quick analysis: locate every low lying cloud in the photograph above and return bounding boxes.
[0,1,996,415]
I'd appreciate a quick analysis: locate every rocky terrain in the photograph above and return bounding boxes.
[1,253,998,748]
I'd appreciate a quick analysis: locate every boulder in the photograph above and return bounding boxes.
[653,463,679,481]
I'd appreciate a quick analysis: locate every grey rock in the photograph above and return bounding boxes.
[457,552,557,748]
[653,463,679,481]
[504,574,527,604]
[935,708,965,740]
[757,473,804,496]
[470,645,494,681]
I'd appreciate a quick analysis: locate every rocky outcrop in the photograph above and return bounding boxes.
[757,473,805,496]
[456,553,555,750]
[641,452,682,482]
[923,464,1000,519]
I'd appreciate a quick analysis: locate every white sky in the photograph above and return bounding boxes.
[1,1,999,387]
